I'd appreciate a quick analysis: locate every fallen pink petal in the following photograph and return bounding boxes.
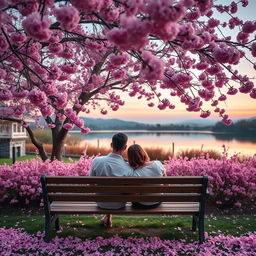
[0,228,255,256]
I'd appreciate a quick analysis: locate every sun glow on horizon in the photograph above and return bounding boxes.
[83,91,256,124]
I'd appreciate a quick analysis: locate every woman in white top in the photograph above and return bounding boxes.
[127,144,166,209]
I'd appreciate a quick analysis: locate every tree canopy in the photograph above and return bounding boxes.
[0,0,255,160]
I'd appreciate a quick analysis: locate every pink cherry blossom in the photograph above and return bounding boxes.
[250,88,256,99]
[218,95,227,101]
[54,6,80,31]
[22,12,52,41]
[48,43,64,54]
[70,0,103,12]
[251,42,256,57]
[239,82,254,94]
[28,89,47,106]
[230,1,238,13]
[101,109,108,115]
[81,127,91,134]
[222,118,232,125]
[242,21,256,33]
[109,53,130,66]
[0,0,8,9]
[227,87,238,95]
[10,32,27,46]
[18,0,39,16]
[200,110,211,118]
[63,123,74,130]
[141,50,164,83]
[208,18,220,28]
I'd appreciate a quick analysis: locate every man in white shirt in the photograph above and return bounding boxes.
[90,133,133,227]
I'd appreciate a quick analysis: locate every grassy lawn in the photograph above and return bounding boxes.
[0,154,79,165]
[0,154,37,165]
[1,214,255,241]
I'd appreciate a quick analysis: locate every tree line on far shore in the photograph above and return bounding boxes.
[72,118,256,135]
[212,119,256,135]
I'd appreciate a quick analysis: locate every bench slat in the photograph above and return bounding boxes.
[51,201,197,206]
[50,202,200,214]
[46,176,204,185]
[47,185,202,193]
[48,193,201,202]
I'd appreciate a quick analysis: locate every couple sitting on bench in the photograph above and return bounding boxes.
[90,133,166,228]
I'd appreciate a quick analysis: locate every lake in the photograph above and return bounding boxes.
[70,130,256,156]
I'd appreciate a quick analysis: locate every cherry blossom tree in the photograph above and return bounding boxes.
[0,0,255,160]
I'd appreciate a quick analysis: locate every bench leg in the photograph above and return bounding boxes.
[44,216,51,243]
[192,215,197,231]
[55,216,60,231]
[198,216,205,244]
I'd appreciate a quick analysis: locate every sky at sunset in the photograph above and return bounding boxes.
[85,1,256,124]
[85,92,256,124]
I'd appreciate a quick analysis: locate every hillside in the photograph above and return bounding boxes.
[36,116,256,133]
[75,117,211,131]
[80,117,146,130]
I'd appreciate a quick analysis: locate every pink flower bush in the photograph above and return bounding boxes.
[0,228,255,255]
[0,156,93,205]
[0,155,255,208]
[165,156,256,208]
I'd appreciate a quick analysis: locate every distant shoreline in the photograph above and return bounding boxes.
[70,129,217,134]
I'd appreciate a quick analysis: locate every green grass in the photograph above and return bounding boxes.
[1,214,255,241]
[0,155,36,165]
[0,154,78,165]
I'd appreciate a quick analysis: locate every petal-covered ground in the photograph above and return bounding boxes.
[0,228,255,256]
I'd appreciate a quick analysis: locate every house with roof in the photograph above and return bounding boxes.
[0,120,28,158]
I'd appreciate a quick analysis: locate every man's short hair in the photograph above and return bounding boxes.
[112,133,128,151]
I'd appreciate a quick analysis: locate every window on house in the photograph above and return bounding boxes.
[13,124,17,133]
[2,124,9,133]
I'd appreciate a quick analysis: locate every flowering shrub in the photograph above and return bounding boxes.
[0,155,255,208]
[0,228,255,256]
[165,156,256,208]
[0,156,93,205]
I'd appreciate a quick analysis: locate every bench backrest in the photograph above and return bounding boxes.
[41,175,208,203]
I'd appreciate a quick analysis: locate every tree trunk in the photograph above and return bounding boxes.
[26,126,48,161]
[50,121,68,161]
[51,138,65,161]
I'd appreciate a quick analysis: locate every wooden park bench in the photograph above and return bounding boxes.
[40,175,208,243]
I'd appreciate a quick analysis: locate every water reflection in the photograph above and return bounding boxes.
[70,130,256,156]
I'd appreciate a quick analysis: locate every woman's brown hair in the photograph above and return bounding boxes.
[128,144,150,169]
